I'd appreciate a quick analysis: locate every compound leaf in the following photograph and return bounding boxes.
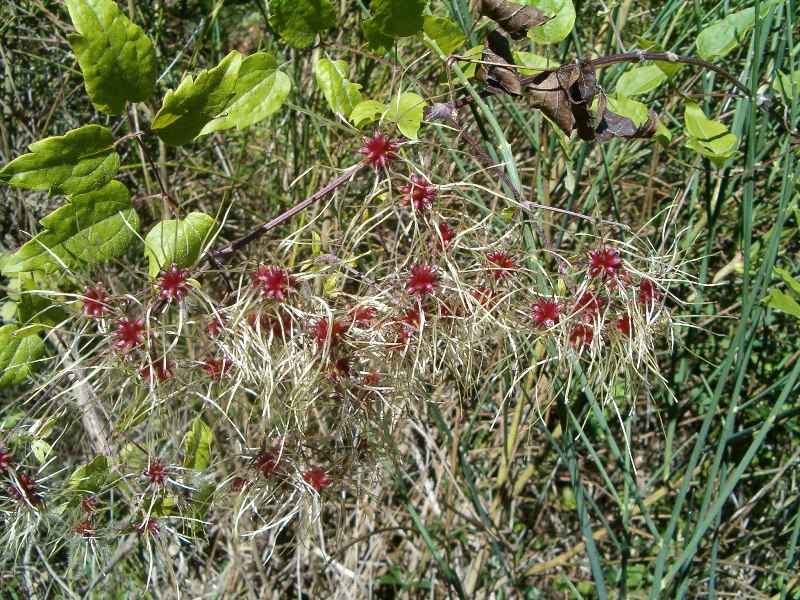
[200,53,291,135]
[0,125,119,196]
[3,181,140,275]
[269,0,335,48]
[0,324,44,390]
[144,212,216,277]
[152,52,242,146]
[65,0,157,115]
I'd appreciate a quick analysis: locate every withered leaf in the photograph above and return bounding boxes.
[475,30,522,96]
[594,91,659,141]
[528,61,596,140]
[526,61,660,142]
[479,0,550,40]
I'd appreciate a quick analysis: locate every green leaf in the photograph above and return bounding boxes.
[183,418,213,471]
[144,212,216,277]
[3,181,140,275]
[385,92,425,140]
[152,52,242,146]
[655,121,672,147]
[513,52,557,76]
[0,324,44,389]
[364,0,426,42]
[17,275,68,332]
[616,65,667,97]
[420,16,466,56]
[65,0,157,115]
[363,20,395,55]
[774,70,799,104]
[696,0,782,61]
[200,53,291,135]
[191,484,216,519]
[67,455,109,493]
[603,94,651,127]
[350,100,387,128]
[315,59,364,118]
[763,289,800,320]
[0,125,119,196]
[269,0,335,48]
[683,100,739,167]
[31,439,52,464]
[774,267,800,297]
[523,0,575,44]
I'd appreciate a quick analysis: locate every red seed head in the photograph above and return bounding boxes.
[81,283,112,317]
[206,318,225,337]
[433,222,456,251]
[348,305,378,326]
[9,472,43,507]
[133,518,160,535]
[75,518,95,538]
[253,451,279,479]
[616,313,633,337]
[400,304,425,329]
[252,265,296,302]
[231,476,248,492]
[358,131,400,170]
[311,318,346,347]
[398,174,437,212]
[113,317,146,350]
[588,245,623,279]
[407,264,439,297]
[486,250,519,281]
[638,278,659,306]
[0,449,12,472]
[202,357,231,381]
[140,359,174,385]
[303,468,332,492]
[573,291,606,323]
[143,459,168,484]
[570,324,594,349]
[531,297,562,328]
[156,263,191,302]
[81,495,97,513]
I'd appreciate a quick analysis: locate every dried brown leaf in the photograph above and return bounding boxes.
[528,61,596,140]
[479,0,550,40]
[594,91,659,141]
[475,30,522,96]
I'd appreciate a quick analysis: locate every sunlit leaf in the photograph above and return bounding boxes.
[0,125,118,196]
[152,52,242,146]
[269,0,335,48]
[200,53,291,134]
[3,181,139,275]
[315,59,364,118]
[65,0,157,115]
[0,324,44,389]
[144,212,217,277]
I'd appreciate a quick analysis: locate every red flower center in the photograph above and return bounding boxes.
[407,264,439,297]
[358,132,400,170]
[531,297,562,328]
